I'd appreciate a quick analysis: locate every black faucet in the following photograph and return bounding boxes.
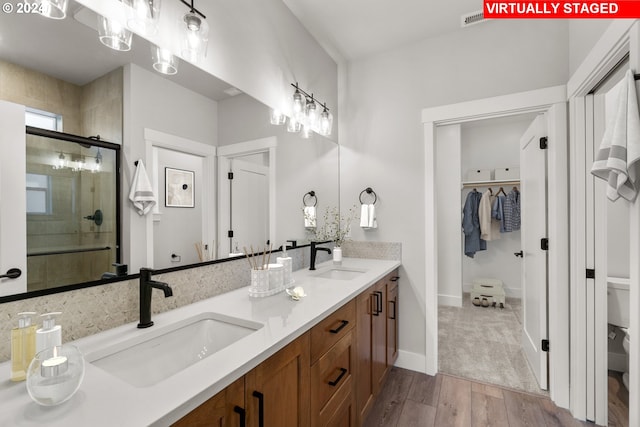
[309,241,332,270]
[137,268,173,329]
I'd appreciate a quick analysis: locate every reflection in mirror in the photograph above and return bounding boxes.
[26,128,121,292]
[0,1,339,300]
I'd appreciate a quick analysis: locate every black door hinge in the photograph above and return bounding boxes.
[542,339,549,352]
[586,269,595,279]
[228,230,234,238]
[228,172,234,180]
[540,136,548,149]
[540,238,549,251]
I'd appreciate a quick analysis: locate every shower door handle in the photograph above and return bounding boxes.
[514,251,523,258]
[0,268,22,279]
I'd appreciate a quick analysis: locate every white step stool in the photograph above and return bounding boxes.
[470,278,506,307]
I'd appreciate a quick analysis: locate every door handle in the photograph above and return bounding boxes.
[514,251,523,258]
[0,268,21,279]
[233,406,246,427]
[252,391,264,427]
[372,293,380,316]
[328,367,348,387]
[375,291,383,313]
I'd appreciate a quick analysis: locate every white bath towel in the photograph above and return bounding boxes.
[360,204,378,229]
[128,160,156,215]
[591,69,640,202]
[304,206,316,228]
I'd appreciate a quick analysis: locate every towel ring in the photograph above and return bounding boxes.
[359,187,377,205]
[303,191,317,207]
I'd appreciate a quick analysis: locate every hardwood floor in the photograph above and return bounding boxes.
[608,370,629,427]
[364,368,592,427]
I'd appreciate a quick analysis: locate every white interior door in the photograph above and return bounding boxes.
[230,158,269,253]
[0,101,27,297]
[520,114,549,390]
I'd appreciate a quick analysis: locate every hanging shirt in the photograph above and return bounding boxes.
[479,191,500,241]
[462,190,486,258]
[492,195,506,233]
[502,189,521,232]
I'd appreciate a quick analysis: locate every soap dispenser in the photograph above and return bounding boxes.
[11,312,37,381]
[277,241,293,287]
[36,312,62,354]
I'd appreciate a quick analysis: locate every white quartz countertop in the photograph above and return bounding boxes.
[0,257,400,427]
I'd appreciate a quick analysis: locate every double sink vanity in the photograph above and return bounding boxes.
[0,257,400,426]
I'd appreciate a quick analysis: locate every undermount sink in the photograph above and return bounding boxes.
[314,267,367,281]
[88,312,262,387]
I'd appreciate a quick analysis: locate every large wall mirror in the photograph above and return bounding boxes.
[0,1,339,300]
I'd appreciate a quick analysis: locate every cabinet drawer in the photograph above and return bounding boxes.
[311,300,355,363]
[311,331,355,427]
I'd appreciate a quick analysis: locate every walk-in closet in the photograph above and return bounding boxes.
[436,112,547,395]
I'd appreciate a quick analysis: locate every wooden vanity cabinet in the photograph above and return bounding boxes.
[355,269,400,425]
[245,332,311,427]
[172,376,245,427]
[310,301,357,427]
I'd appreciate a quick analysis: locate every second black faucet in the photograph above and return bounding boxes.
[309,241,332,270]
[138,268,173,329]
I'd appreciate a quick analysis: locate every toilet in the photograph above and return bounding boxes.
[607,277,630,390]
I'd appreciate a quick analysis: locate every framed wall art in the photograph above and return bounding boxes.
[165,167,194,208]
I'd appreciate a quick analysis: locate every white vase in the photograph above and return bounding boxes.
[333,246,342,266]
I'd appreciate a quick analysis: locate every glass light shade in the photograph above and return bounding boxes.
[39,0,68,19]
[151,45,179,75]
[179,11,209,63]
[125,0,161,36]
[301,124,313,139]
[53,153,66,170]
[287,117,301,133]
[270,109,286,125]
[305,99,318,130]
[98,15,132,52]
[292,90,305,121]
[319,109,333,136]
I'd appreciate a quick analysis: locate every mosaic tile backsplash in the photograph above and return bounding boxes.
[0,241,399,363]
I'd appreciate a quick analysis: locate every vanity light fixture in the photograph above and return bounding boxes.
[273,83,332,137]
[97,14,133,51]
[178,0,209,63]
[125,0,161,36]
[151,44,179,75]
[38,0,68,19]
[53,152,66,170]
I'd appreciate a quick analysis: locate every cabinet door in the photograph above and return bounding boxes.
[245,333,310,427]
[386,277,399,367]
[172,376,245,427]
[371,280,387,394]
[355,289,374,424]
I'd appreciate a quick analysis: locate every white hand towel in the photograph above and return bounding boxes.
[128,160,156,215]
[304,206,316,228]
[591,69,640,202]
[367,204,377,229]
[359,204,369,228]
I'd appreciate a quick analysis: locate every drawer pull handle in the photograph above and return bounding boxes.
[372,293,380,316]
[391,276,399,282]
[375,290,383,313]
[328,367,348,387]
[329,320,349,334]
[389,300,396,319]
[233,406,246,427]
[252,391,264,427]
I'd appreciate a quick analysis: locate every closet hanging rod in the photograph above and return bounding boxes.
[461,180,520,189]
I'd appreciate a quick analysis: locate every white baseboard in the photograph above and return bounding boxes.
[608,351,628,372]
[438,294,462,307]
[463,283,522,299]
[394,350,428,374]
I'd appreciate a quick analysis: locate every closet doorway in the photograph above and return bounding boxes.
[423,85,570,409]
[436,112,549,395]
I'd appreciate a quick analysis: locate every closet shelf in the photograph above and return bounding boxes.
[461,179,520,189]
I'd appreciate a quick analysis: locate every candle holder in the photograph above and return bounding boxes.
[26,344,85,406]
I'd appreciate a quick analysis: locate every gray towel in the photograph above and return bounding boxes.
[591,69,640,202]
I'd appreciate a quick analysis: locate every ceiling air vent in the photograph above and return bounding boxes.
[461,10,485,28]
